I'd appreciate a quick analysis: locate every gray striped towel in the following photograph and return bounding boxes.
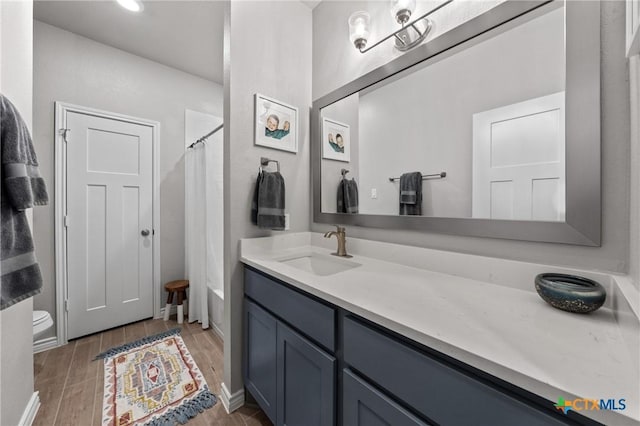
[1,94,49,310]
[399,172,422,216]
[253,171,285,230]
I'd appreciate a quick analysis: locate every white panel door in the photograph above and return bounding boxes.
[66,111,154,339]
[472,92,565,221]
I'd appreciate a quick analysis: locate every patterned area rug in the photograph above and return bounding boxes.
[96,329,216,426]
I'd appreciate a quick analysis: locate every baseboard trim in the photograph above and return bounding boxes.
[208,316,224,340]
[33,336,58,354]
[18,392,40,426]
[157,305,178,320]
[220,382,244,413]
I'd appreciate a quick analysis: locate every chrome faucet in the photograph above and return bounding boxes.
[324,226,351,258]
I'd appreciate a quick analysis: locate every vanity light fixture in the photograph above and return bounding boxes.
[348,11,371,51]
[116,0,144,13]
[348,0,453,54]
[390,0,416,24]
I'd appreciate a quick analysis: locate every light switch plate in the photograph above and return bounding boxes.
[371,188,378,199]
[284,213,290,230]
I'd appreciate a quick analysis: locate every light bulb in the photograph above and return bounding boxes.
[390,0,415,24]
[116,0,144,13]
[348,11,371,51]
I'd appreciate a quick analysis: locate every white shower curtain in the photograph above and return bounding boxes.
[185,141,219,329]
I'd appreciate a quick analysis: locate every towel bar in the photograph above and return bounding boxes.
[389,172,446,182]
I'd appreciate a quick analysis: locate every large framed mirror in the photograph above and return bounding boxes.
[312,0,600,245]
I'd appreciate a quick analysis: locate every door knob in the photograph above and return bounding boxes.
[141,229,151,237]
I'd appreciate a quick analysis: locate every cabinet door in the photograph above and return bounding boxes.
[244,300,277,423]
[277,322,336,426]
[343,369,431,426]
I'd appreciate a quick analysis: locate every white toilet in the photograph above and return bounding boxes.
[33,310,53,339]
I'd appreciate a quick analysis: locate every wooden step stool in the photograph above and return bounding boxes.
[163,280,189,324]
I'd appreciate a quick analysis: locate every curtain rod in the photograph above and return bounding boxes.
[187,123,224,149]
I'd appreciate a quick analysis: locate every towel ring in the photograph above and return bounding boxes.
[260,157,280,173]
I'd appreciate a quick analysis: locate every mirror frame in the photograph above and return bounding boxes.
[312,0,601,246]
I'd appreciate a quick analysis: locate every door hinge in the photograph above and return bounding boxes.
[64,215,70,228]
[64,299,69,312]
[59,128,70,143]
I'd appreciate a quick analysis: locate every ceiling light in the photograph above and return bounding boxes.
[116,0,144,13]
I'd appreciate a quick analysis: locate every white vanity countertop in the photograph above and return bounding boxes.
[240,233,640,425]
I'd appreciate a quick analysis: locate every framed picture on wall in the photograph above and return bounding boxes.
[322,117,350,162]
[254,93,298,153]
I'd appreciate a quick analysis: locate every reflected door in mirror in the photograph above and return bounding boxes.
[472,92,565,221]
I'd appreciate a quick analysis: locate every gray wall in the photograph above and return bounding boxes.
[32,21,224,336]
[0,1,36,424]
[223,0,312,397]
[357,7,564,217]
[312,1,630,273]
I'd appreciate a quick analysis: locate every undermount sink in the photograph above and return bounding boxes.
[278,253,360,276]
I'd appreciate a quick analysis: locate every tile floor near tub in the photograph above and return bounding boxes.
[33,318,272,426]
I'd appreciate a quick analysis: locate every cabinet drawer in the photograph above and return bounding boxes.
[344,317,571,426]
[343,369,430,426]
[245,267,336,352]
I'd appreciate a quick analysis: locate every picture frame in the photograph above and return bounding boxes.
[322,117,350,162]
[254,93,298,153]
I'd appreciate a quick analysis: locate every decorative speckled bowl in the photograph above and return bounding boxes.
[534,273,606,314]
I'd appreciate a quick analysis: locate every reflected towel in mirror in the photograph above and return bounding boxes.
[399,172,422,216]
[337,178,358,214]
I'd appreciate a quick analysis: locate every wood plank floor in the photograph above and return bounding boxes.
[33,317,272,426]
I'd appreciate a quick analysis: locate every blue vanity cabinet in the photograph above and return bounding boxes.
[343,368,431,426]
[244,267,336,426]
[244,266,601,426]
